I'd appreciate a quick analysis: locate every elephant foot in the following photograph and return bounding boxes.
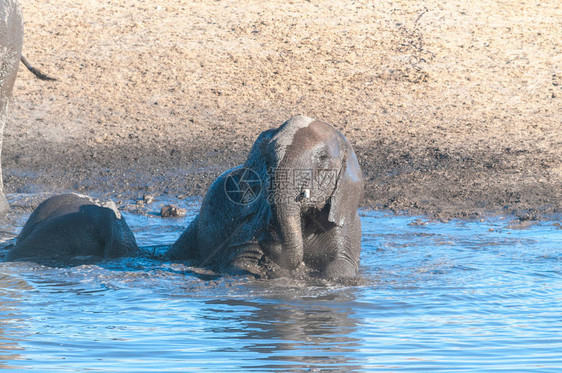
[226,257,265,277]
[258,255,291,279]
[324,258,358,279]
[222,244,267,278]
[258,256,312,279]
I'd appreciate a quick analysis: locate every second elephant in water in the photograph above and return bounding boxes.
[5,193,139,263]
[167,115,364,279]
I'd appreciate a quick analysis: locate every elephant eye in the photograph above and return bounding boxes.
[318,153,329,161]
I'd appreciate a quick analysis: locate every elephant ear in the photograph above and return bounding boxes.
[328,134,364,227]
[244,128,276,190]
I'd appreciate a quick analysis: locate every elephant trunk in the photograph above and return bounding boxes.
[274,202,303,270]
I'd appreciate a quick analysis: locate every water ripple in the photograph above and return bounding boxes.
[0,198,561,370]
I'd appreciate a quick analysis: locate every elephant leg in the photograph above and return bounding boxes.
[305,214,362,279]
[324,257,358,279]
[0,0,24,214]
[222,243,268,278]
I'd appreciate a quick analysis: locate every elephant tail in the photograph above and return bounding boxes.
[21,55,56,81]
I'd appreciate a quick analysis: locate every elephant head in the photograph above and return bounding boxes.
[247,115,364,270]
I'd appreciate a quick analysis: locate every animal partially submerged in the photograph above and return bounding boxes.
[167,115,364,279]
[6,193,139,263]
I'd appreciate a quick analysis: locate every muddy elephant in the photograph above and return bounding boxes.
[5,193,139,262]
[167,115,364,279]
[0,0,23,213]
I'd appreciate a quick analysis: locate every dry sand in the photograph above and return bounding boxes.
[4,0,561,219]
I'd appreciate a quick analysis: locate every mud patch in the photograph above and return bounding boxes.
[3,0,561,219]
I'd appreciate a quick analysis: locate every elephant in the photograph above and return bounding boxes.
[5,193,139,262]
[0,0,23,213]
[167,115,364,279]
[0,1,55,214]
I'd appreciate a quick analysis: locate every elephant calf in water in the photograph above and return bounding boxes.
[6,194,139,262]
[167,115,364,279]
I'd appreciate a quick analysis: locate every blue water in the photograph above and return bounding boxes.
[1,194,561,371]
